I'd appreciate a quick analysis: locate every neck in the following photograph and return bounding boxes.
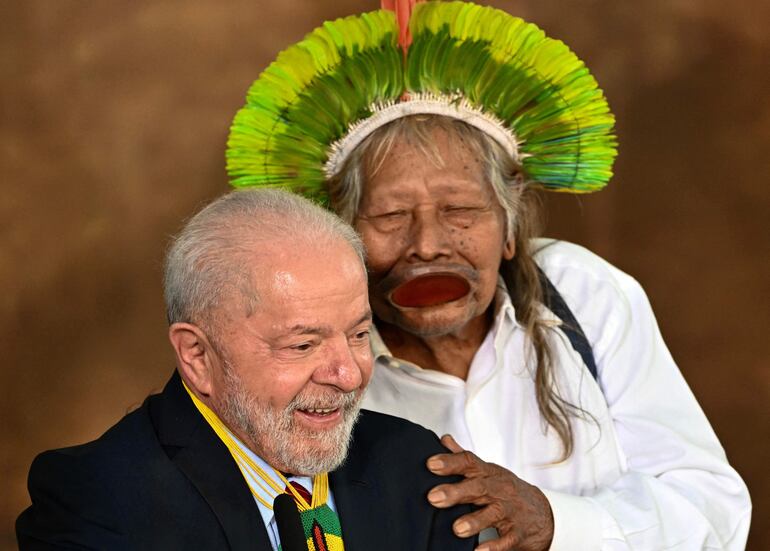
[377,311,492,380]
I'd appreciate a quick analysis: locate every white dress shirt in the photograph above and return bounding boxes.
[229,430,339,551]
[362,239,751,550]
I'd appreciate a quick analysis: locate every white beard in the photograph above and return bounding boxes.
[219,361,362,476]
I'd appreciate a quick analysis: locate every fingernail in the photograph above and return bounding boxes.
[427,490,445,504]
[454,520,470,536]
[427,457,444,470]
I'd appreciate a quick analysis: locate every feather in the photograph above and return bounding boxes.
[226,1,617,199]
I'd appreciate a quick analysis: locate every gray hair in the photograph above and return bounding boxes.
[327,114,525,238]
[163,188,365,327]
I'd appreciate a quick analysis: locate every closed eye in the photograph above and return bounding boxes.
[445,205,482,212]
[442,205,486,227]
[377,210,407,218]
[361,210,410,232]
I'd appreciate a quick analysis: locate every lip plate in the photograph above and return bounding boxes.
[388,271,471,309]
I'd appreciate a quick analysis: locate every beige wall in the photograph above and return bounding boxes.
[2,1,768,548]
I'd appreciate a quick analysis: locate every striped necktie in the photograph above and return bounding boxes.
[285,481,313,506]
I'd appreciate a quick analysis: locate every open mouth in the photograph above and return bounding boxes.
[298,407,338,415]
[390,273,471,308]
[295,407,343,429]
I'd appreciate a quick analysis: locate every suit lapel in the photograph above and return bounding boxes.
[151,373,272,551]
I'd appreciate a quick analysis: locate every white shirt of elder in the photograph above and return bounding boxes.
[362,239,751,550]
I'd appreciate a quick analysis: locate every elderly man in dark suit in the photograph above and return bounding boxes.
[17,189,475,551]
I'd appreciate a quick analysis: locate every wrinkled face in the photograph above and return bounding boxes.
[211,239,372,475]
[354,129,513,338]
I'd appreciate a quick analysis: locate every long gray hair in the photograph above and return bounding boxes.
[328,115,581,460]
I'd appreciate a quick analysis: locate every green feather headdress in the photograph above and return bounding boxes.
[227,1,617,202]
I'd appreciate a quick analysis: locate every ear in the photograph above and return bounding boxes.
[502,236,515,261]
[503,173,524,263]
[168,322,218,397]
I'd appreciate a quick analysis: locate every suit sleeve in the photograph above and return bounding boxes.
[428,499,477,550]
[16,449,127,550]
[422,436,478,550]
[354,413,478,551]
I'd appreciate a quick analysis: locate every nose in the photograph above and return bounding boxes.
[407,207,452,262]
[312,338,364,393]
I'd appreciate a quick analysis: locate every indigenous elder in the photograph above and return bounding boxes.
[226,2,751,549]
[16,190,475,550]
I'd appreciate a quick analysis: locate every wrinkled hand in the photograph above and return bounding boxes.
[426,435,554,551]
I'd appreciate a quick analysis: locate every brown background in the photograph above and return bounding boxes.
[2,1,768,548]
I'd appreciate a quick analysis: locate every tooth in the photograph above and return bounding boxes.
[300,407,337,414]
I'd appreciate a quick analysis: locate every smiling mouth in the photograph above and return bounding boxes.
[298,407,338,415]
[390,273,471,308]
[294,407,343,431]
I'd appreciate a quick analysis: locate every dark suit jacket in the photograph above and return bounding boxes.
[17,372,475,550]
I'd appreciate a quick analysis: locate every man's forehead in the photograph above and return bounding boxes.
[249,235,362,272]
[250,241,365,294]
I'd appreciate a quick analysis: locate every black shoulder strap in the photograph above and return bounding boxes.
[536,267,599,382]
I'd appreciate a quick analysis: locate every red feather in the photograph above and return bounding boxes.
[380,0,424,54]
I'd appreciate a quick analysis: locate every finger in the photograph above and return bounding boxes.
[475,534,519,551]
[425,434,466,474]
[427,476,495,508]
[448,502,510,540]
[440,433,464,453]
[427,448,486,477]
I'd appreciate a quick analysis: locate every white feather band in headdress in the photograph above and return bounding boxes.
[323,92,521,178]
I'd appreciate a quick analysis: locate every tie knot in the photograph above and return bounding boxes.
[285,480,312,507]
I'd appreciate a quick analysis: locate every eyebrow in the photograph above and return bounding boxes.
[286,310,372,336]
[352,310,373,328]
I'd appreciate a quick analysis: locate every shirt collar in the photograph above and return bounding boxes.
[226,426,314,531]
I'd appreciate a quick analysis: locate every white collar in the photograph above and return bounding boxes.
[225,427,314,531]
